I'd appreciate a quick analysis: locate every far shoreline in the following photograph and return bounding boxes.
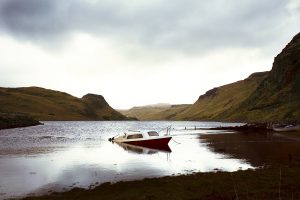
[0,113,43,130]
[1,119,297,131]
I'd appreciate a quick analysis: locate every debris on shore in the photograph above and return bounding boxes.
[203,123,271,132]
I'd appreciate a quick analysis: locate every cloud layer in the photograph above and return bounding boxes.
[1,0,298,54]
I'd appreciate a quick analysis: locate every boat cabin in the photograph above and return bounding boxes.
[124,131,160,139]
[127,134,143,139]
[147,131,159,136]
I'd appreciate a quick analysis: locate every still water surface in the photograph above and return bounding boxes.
[0,121,252,199]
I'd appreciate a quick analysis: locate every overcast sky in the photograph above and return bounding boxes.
[0,0,299,109]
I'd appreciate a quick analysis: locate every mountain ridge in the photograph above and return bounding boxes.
[120,104,190,120]
[171,71,269,121]
[0,86,128,121]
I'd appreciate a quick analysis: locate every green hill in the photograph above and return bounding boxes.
[120,104,190,120]
[0,87,128,121]
[173,72,269,121]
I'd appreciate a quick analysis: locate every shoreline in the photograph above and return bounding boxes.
[201,122,299,132]
[202,123,271,132]
[0,113,42,130]
[22,165,300,200]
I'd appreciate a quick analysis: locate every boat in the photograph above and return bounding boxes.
[272,124,300,132]
[109,128,172,149]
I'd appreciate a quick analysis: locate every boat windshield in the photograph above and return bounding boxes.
[127,134,143,139]
[148,131,159,136]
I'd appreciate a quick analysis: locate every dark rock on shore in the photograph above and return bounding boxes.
[205,123,271,132]
[0,113,42,130]
[207,120,300,132]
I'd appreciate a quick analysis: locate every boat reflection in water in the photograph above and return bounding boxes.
[114,142,172,154]
[109,128,172,154]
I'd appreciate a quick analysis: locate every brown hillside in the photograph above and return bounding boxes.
[173,72,268,121]
[0,87,128,120]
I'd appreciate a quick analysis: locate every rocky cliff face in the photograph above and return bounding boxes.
[82,94,107,108]
[230,32,300,121]
[82,93,127,120]
[270,32,300,89]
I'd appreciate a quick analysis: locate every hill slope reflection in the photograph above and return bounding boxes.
[200,132,300,167]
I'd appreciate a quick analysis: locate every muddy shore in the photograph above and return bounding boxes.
[22,165,300,200]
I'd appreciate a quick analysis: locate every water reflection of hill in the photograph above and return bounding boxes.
[200,132,300,167]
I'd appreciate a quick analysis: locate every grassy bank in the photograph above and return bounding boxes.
[23,166,300,200]
[0,113,42,129]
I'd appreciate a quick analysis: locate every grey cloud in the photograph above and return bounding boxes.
[0,0,69,39]
[0,0,298,54]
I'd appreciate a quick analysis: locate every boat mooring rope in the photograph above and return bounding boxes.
[171,137,181,144]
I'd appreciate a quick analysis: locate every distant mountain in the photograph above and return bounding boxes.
[0,87,128,120]
[139,103,172,108]
[119,104,190,120]
[175,32,300,122]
